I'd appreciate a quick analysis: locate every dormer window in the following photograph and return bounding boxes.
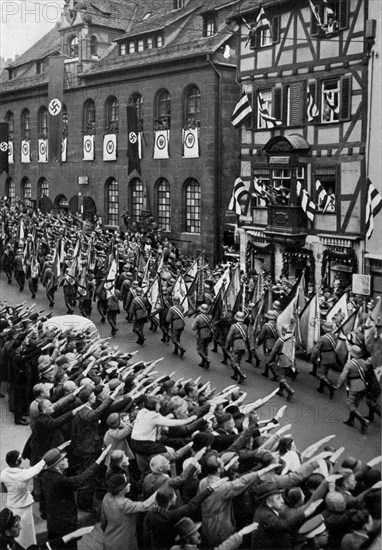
[204,14,216,36]
[36,61,43,74]
[90,36,97,57]
[128,41,136,54]
[119,43,126,55]
[173,0,183,9]
[147,37,153,50]
[137,38,144,52]
[126,33,164,53]
[8,68,16,80]
[69,36,79,58]
[157,34,163,48]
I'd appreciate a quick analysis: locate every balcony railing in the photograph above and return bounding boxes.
[265,205,308,236]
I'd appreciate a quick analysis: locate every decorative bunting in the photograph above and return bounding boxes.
[38,139,48,163]
[182,128,199,158]
[257,92,282,128]
[62,137,67,162]
[153,130,170,159]
[8,141,14,164]
[231,91,252,128]
[296,180,316,222]
[21,140,30,163]
[103,134,117,161]
[228,177,250,215]
[307,90,319,121]
[365,178,382,239]
[83,135,95,161]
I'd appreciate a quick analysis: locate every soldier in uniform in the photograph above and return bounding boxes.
[192,303,213,369]
[106,289,121,336]
[159,289,172,343]
[78,273,94,319]
[336,345,369,434]
[226,311,248,384]
[13,248,25,292]
[212,309,233,365]
[27,254,40,299]
[166,294,186,357]
[267,324,295,402]
[120,272,133,319]
[257,310,279,380]
[129,287,151,345]
[311,321,338,399]
[246,302,261,369]
[41,257,56,308]
[62,270,77,315]
[95,280,108,324]
[201,280,215,312]
[2,243,14,284]
[124,280,139,321]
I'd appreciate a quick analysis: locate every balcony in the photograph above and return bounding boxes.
[264,205,308,246]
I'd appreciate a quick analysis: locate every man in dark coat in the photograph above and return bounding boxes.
[191,304,213,369]
[41,446,110,549]
[129,287,151,345]
[166,294,186,357]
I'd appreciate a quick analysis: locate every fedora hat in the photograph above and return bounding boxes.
[234,311,245,322]
[255,481,283,501]
[107,412,121,429]
[43,448,67,469]
[0,508,21,534]
[265,310,277,320]
[175,517,202,542]
[199,304,209,314]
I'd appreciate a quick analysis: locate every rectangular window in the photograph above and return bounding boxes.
[252,169,270,207]
[173,0,183,8]
[119,43,126,55]
[257,89,272,129]
[156,34,163,48]
[36,61,42,74]
[272,169,291,205]
[311,0,349,35]
[137,39,144,52]
[128,41,136,54]
[260,26,272,47]
[186,185,201,233]
[108,183,119,225]
[158,188,171,231]
[321,79,340,123]
[314,168,336,212]
[204,15,216,37]
[146,36,153,49]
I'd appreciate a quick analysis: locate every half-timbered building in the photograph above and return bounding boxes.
[228,0,381,295]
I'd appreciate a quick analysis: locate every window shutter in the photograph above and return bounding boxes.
[311,10,318,36]
[244,93,254,130]
[273,86,283,122]
[289,82,303,125]
[338,0,349,30]
[307,80,318,123]
[255,29,261,49]
[340,75,352,120]
[272,15,280,43]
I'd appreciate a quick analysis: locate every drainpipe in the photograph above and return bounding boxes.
[207,54,222,264]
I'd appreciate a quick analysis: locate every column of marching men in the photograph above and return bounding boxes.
[0,199,381,550]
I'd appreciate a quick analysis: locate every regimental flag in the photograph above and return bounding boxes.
[185,274,198,316]
[308,0,323,26]
[254,6,271,31]
[182,127,199,158]
[126,106,141,174]
[365,296,382,367]
[0,122,9,175]
[17,218,25,244]
[173,274,189,313]
[277,293,298,336]
[253,177,268,200]
[257,92,282,128]
[298,292,320,354]
[38,139,48,163]
[21,140,30,163]
[103,134,117,161]
[147,274,162,312]
[316,180,332,213]
[307,90,319,121]
[335,307,360,366]
[224,264,240,311]
[153,130,170,159]
[83,135,95,161]
[77,265,88,298]
[48,55,65,161]
[104,257,118,299]
[214,266,231,297]
[62,137,67,162]
[228,177,250,215]
[327,292,348,324]
[8,141,14,165]
[297,180,316,222]
[231,91,253,128]
[365,178,382,239]
[52,243,61,284]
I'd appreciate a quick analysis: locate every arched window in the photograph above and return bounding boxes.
[62,104,68,137]
[5,111,14,140]
[156,178,171,231]
[90,35,97,56]
[155,89,171,129]
[5,177,15,203]
[38,177,49,198]
[69,35,79,58]
[105,96,119,132]
[38,106,48,138]
[184,85,201,127]
[130,178,144,222]
[106,178,119,225]
[22,177,32,205]
[83,99,96,134]
[129,93,143,130]
[185,178,201,233]
[21,109,31,140]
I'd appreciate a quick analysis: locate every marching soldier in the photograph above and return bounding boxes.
[13,248,25,292]
[27,254,40,299]
[106,289,121,336]
[159,289,172,343]
[311,321,338,399]
[257,310,279,380]
[226,311,248,384]
[201,280,215,312]
[120,272,133,319]
[246,302,261,369]
[78,272,95,319]
[2,243,14,284]
[129,287,151,345]
[41,257,56,308]
[212,309,233,365]
[166,294,186,357]
[192,303,213,369]
[267,324,295,402]
[336,345,369,434]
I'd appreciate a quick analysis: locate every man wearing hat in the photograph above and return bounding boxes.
[158,288,172,343]
[2,242,14,284]
[211,309,233,365]
[13,248,25,292]
[257,310,279,379]
[192,304,213,369]
[120,271,133,318]
[311,322,338,398]
[129,287,151,345]
[41,257,57,308]
[267,324,295,401]
[199,280,215,312]
[336,345,369,434]
[297,514,328,548]
[170,517,202,549]
[41,445,110,548]
[166,294,186,357]
[252,482,322,550]
[225,311,248,383]
[106,288,121,336]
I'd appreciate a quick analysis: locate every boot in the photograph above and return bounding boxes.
[316,379,325,394]
[323,378,336,400]
[269,365,279,382]
[281,380,295,402]
[198,353,206,368]
[231,366,239,380]
[173,344,179,356]
[353,410,370,435]
[365,408,375,422]
[211,342,218,353]
[245,352,253,364]
[343,411,356,427]
[179,345,186,358]
[276,384,284,397]
[236,366,247,384]
[262,364,270,378]
[310,363,317,377]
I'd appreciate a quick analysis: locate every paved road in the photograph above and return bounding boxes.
[0,272,380,547]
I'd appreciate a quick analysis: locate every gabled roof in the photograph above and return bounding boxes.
[70,0,132,30]
[6,26,61,68]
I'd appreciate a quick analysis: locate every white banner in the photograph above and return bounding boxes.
[21,140,30,163]
[182,128,199,158]
[138,131,143,159]
[62,137,67,162]
[103,134,117,161]
[83,135,95,161]
[8,141,14,164]
[153,130,170,159]
[38,139,48,163]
